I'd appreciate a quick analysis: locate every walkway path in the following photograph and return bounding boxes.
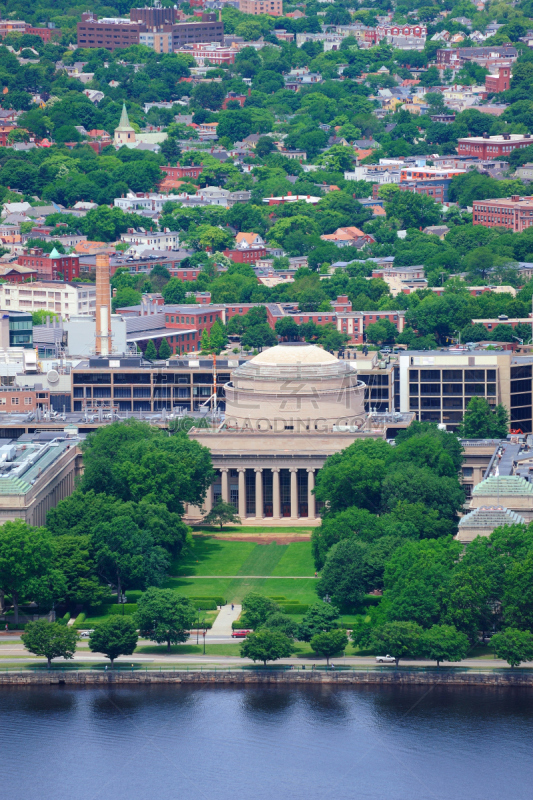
[209,604,242,636]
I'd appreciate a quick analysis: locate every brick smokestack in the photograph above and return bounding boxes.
[95,253,111,356]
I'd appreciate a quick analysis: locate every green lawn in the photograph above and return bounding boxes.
[163,576,318,604]
[169,536,315,579]
[135,643,243,657]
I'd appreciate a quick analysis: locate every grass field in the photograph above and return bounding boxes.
[164,576,318,604]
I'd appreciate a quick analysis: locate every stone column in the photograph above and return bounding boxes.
[221,468,229,503]
[307,468,316,520]
[255,468,263,520]
[290,467,298,520]
[272,468,281,520]
[204,483,213,514]
[238,468,246,519]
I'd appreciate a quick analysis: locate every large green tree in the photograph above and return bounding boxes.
[370,621,423,666]
[0,520,56,624]
[240,629,293,665]
[136,588,196,651]
[458,397,509,439]
[491,628,533,668]
[421,624,469,667]
[310,628,349,666]
[22,620,78,668]
[89,617,138,666]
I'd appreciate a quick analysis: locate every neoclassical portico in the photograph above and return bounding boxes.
[202,462,319,522]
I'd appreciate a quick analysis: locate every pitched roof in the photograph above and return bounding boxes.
[116,103,134,132]
[236,232,262,244]
[473,476,533,496]
[321,226,366,241]
[459,505,526,529]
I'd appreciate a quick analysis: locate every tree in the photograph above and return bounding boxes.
[275,317,299,341]
[297,601,341,642]
[136,588,196,651]
[421,624,469,667]
[144,340,157,360]
[158,338,171,359]
[385,191,441,230]
[0,520,56,624]
[192,82,225,110]
[314,439,391,514]
[370,621,423,666]
[92,515,169,602]
[80,420,213,516]
[200,329,211,353]
[162,278,187,304]
[260,612,298,639]
[310,628,349,666]
[240,593,280,628]
[240,629,293,665]
[458,397,509,439]
[209,319,227,353]
[491,628,533,668]
[89,617,138,667]
[317,539,368,608]
[203,499,241,530]
[22,620,78,668]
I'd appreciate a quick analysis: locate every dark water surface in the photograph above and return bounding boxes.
[1,684,532,800]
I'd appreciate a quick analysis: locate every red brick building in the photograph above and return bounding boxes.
[485,67,510,94]
[160,163,204,181]
[17,248,80,281]
[223,247,268,264]
[457,133,533,158]
[396,180,450,203]
[473,195,533,231]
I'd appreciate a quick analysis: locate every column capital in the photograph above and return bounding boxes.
[289,467,299,473]
[271,467,280,473]
[237,467,246,473]
[306,468,315,474]
[220,467,229,473]
[254,467,263,473]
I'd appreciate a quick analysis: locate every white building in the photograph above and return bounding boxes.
[120,229,180,250]
[0,282,96,318]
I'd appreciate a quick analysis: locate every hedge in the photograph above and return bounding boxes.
[125,590,143,603]
[190,596,226,606]
[73,613,86,628]
[105,604,138,616]
[280,604,309,614]
[191,600,217,611]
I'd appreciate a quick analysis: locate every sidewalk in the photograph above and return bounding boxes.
[210,604,242,636]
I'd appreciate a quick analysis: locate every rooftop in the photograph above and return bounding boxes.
[472,475,533,496]
[458,505,526,528]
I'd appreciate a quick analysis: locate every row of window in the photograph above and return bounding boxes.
[409,369,496,380]
[410,383,496,395]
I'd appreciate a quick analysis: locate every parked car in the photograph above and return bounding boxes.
[79,630,95,638]
[375,654,395,663]
[231,629,252,638]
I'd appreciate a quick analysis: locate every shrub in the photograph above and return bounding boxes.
[73,613,86,628]
[190,600,217,611]
[280,603,309,614]
[105,603,138,616]
[125,590,143,603]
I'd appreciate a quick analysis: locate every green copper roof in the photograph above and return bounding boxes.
[459,505,526,528]
[473,476,533,496]
[116,103,134,131]
[48,247,61,259]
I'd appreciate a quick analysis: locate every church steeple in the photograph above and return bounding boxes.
[114,103,135,147]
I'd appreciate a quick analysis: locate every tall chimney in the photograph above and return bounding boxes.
[95,253,111,356]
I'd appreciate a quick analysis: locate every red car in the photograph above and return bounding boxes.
[232,629,252,638]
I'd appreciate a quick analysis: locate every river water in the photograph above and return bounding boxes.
[2,684,532,800]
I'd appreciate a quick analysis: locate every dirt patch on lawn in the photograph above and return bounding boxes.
[212,532,312,543]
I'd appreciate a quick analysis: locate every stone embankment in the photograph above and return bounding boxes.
[1,669,533,687]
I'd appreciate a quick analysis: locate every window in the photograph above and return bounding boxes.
[24,397,32,405]
[11,397,18,405]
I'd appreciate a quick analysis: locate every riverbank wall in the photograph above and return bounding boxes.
[1,669,533,687]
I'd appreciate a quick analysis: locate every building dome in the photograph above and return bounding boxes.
[224,342,366,432]
[249,342,338,367]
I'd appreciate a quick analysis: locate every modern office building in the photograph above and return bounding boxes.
[398,349,533,434]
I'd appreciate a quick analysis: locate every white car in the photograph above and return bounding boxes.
[79,630,94,638]
[375,654,395,663]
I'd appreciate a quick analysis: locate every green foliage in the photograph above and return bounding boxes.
[458,397,509,438]
[22,620,78,667]
[136,588,196,650]
[240,628,293,664]
[88,616,138,665]
[296,601,341,642]
[491,628,533,667]
[240,592,280,628]
[420,624,470,666]
[310,628,349,664]
[370,621,423,665]
[144,340,157,360]
[203,499,241,530]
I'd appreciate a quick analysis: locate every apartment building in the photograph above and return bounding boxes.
[436,45,518,68]
[120,229,180,250]
[77,11,223,51]
[0,282,96,318]
[485,66,511,93]
[457,133,533,158]
[239,0,283,15]
[399,349,533,434]
[472,195,533,231]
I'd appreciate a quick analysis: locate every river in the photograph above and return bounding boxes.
[2,684,532,800]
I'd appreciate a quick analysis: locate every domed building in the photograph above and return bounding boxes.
[187,342,413,526]
[224,342,366,432]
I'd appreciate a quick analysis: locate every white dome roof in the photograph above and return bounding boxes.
[249,343,339,367]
